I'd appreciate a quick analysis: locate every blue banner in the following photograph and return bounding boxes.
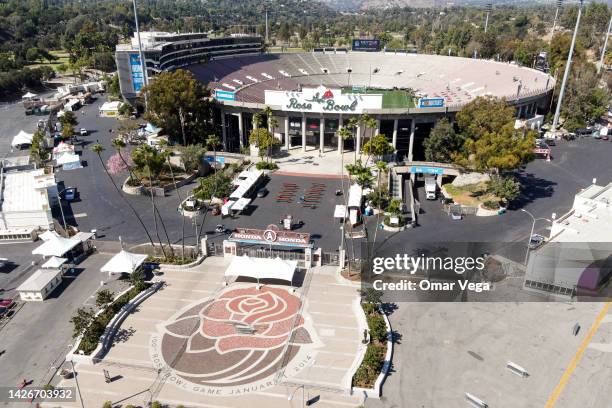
[130,54,144,92]
[214,90,235,101]
[418,98,445,108]
[410,166,444,175]
[205,156,226,165]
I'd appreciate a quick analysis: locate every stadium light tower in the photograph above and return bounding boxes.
[597,15,612,74]
[484,3,492,34]
[552,0,583,135]
[132,0,148,110]
[551,0,563,38]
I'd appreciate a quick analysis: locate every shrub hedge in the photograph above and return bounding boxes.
[353,303,388,388]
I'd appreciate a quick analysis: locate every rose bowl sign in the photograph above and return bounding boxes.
[230,227,311,248]
[265,86,382,114]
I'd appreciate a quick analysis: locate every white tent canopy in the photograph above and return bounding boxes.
[56,153,81,166]
[225,255,297,283]
[22,92,37,99]
[101,250,148,275]
[11,130,34,147]
[42,256,67,269]
[39,230,60,241]
[32,235,80,257]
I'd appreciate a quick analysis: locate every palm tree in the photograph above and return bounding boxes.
[134,145,168,258]
[263,107,278,161]
[90,143,155,247]
[346,117,358,163]
[205,134,222,168]
[360,114,378,161]
[371,161,387,253]
[337,126,353,274]
[159,140,186,261]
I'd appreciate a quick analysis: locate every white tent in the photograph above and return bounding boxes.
[39,230,60,241]
[57,153,82,170]
[225,255,297,283]
[42,256,67,269]
[101,250,148,275]
[32,235,80,257]
[22,92,37,99]
[11,130,34,148]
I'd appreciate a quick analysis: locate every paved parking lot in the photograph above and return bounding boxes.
[367,301,611,408]
[374,137,612,264]
[51,258,365,408]
[0,248,126,390]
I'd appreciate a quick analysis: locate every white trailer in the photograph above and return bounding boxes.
[425,177,437,200]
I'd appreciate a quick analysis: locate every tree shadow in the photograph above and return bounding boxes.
[510,170,557,209]
[114,327,136,344]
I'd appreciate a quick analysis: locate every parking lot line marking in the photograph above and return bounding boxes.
[544,302,611,408]
[73,212,88,218]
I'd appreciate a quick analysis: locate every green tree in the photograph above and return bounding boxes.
[29,130,48,166]
[488,175,521,204]
[61,123,74,141]
[362,134,394,164]
[95,289,114,308]
[181,144,205,172]
[143,69,213,145]
[455,96,515,141]
[70,307,95,338]
[248,128,278,162]
[561,63,608,131]
[59,111,78,127]
[423,118,462,163]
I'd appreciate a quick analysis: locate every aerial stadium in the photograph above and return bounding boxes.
[116,32,555,160]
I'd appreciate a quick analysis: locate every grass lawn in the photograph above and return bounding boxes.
[26,50,70,72]
[342,87,415,108]
[443,182,498,207]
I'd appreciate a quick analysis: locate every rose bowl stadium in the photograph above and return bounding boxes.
[116,32,554,159]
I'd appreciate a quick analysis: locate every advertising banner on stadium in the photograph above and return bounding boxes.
[129,53,144,92]
[418,97,445,108]
[265,86,382,114]
[214,89,236,101]
[352,39,380,52]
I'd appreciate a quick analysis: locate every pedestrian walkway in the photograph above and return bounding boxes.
[49,259,366,408]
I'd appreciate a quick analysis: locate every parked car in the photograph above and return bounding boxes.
[256,188,269,198]
[545,138,556,146]
[528,234,546,250]
[0,306,7,318]
[79,128,88,136]
[0,298,15,309]
[63,187,77,201]
[0,258,7,268]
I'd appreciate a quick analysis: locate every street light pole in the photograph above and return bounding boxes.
[598,15,612,74]
[132,0,149,111]
[552,0,563,38]
[551,0,583,136]
[520,209,552,266]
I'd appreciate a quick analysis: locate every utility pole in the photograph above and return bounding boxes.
[132,0,148,110]
[552,0,563,38]
[552,0,583,136]
[598,15,612,74]
[265,8,269,44]
[484,3,492,34]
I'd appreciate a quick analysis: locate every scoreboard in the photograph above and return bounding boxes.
[352,39,380,52]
